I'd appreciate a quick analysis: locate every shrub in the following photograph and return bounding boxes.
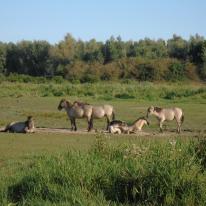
[138,64,154,81]
[166,62,185,81]
[115,93,135,99]
[80,73,99,83]
[195,135,206,169]
[52,76,64,84]
[3,138,206,206]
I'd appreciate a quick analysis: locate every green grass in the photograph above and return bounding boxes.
[0,81,206,205]
[1,136,206,206]
[0,81,206,101]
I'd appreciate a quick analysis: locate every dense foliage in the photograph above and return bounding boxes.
[1,33,206,81]
[0,80,205,101]
[1,136,206,205]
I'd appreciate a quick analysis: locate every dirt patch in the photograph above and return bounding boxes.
[1,127,203,137]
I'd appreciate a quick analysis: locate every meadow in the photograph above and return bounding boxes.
[0,81,206,205]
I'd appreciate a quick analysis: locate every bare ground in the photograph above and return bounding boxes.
[1,127,203,137]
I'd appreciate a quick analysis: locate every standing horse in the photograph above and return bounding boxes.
[58,99,115,131]
[146,106,184,133]
[3,116,35,133]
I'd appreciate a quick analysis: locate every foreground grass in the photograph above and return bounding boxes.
[1,135,206,206]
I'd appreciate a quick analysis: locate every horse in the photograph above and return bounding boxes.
[127,117,149,133]
[3,116,35,133]
[108,120,128,134]
[58,99,115,131]
[146,106,184,133]
[108,117,149,134]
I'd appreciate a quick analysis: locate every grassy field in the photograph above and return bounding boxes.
[0,81,206,205]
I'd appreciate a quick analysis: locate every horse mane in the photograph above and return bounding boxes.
[64,100,73,107]
[154,107,162,112]
[132,116,148,124]
[73,101,90,107]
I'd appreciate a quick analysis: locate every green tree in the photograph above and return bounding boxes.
[83,39,104,63]
[103,36,126,63]
[188,34,205,64]
[0,42,7,73]
[6,41,51,76]
[167,34,188,60]
[127,38,168,59]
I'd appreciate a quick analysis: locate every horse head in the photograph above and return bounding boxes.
[146,106,155,118]
[58,99,72,110]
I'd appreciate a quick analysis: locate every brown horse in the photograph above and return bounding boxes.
[147,106,184,133]
[58,99,115,131]
[108,117,149,134]
[3,116,35,133]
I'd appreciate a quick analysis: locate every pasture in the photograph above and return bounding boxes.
[0,81,206,205]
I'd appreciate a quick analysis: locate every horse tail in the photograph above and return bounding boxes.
[112,110,115,121]
[181,113,184,124]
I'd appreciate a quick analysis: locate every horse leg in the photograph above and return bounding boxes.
[73,119,77,131]
[88,118,93,132]
[106,116,110,131]
[176,120,181,133]
[24,127,29,133]
[159,120,164,133]
[87,117,91,131]
[70,118,74,131]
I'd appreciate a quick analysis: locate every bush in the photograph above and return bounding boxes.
[3,138,206,206]
[195,135,206,169]
[166,62,185,81]
[115,93,135,99]
[80,73,99,83]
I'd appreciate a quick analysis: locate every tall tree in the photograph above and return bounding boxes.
[0,42,7,73]
[167,34,188,60]
[6,41,51,76]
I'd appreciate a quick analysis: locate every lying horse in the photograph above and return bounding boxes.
[3,116,35,133]
[108,117,149,134]
[58,99,115,131]
[147,106,184,133]
[108,120,128,134]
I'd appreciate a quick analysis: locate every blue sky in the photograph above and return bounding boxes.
[0,0,206,43]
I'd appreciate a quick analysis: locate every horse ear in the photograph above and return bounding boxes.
[65,100,72,107]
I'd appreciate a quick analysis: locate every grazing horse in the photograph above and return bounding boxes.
[58,99,115,131]
[146,106,184,133]
[108,117,149,134]
[3,116,35,133]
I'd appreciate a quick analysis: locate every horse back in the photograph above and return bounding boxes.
[8,122,27,133]
[103,105,114,115]
[162,107,183,120]
[68,104,92,119]
[173,107,183,119]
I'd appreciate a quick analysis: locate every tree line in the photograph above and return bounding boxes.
[0,33,206,82]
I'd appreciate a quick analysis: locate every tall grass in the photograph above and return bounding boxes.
[1,135,206,206]
[0,81,206,101]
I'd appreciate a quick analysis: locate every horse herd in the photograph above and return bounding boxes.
[1,99,184,134]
